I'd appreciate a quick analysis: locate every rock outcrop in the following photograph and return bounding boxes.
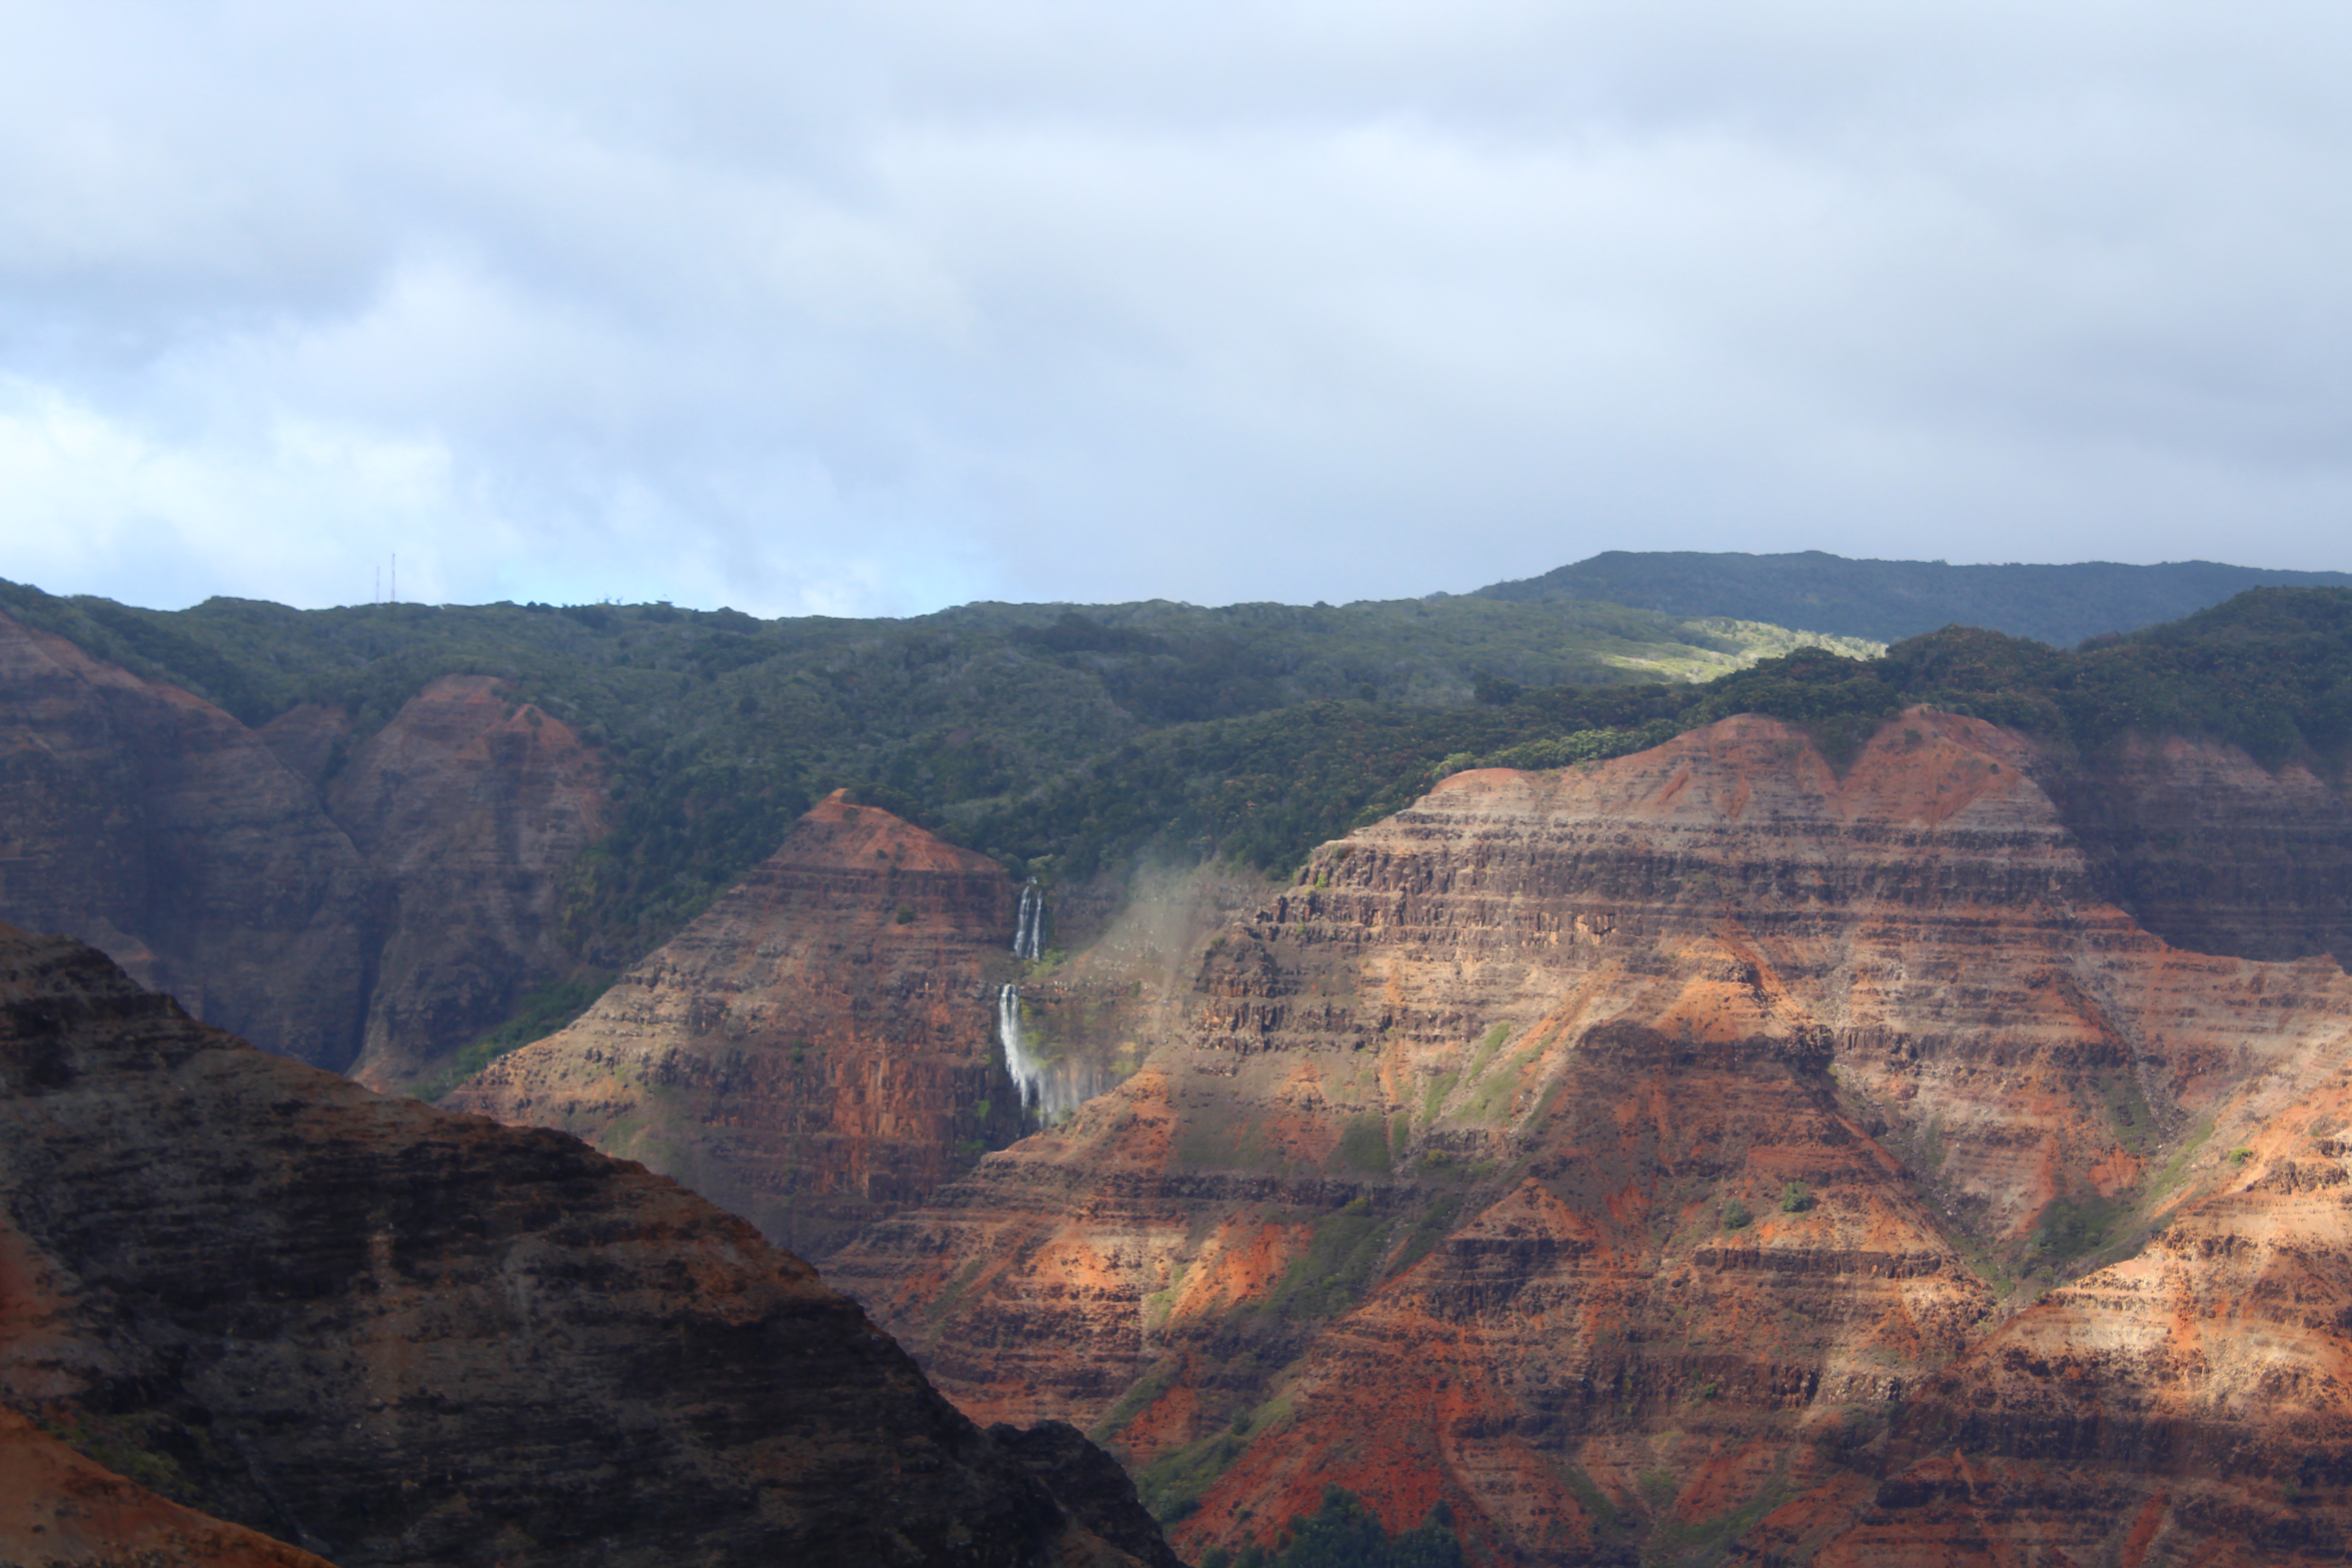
[0,921,1173,1568]
[0,618,609,1082]
[827,709,2352,1563]
[0,1406,337,1568]
[445,791,1025,1258]
[2058,732,2352,969]
[327,675,608,1088]
[0,610,372,1069]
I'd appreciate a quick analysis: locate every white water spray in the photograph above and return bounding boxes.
[996,981,1106,1126]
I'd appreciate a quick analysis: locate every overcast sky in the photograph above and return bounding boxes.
[3,2,2349,617]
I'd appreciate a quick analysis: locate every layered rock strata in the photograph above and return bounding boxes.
[2058,732,2352,968]
[829,710,2352,1564]
[0,922,1171,1568]
[446,791,1026,1258]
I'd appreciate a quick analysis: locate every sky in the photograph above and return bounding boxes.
[3,2,2350,618]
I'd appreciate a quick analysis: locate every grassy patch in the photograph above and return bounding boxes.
[1143,1260,1192,1336]
[1654,1480,1794,1562]
[413,969,614,1100]
[921,1259,986,1324]
[2151,1118,2215,1196]
[1421,1069,1460,1123]
[1920,1115,1946,1173]
[1386,1195,1465,1280]
[1258,1199,1392,1323]
[1091,1356,1185,1448]
[39,1416,190,1502]
[1336,1116,1392,1174]
[2029,1189,2124,1264]
[1553,1460,1619,1532]
[2097,1071,2155,1155]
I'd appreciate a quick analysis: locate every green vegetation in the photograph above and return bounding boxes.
[0,577,1863,964]
[407,970,614,1101]
[1779,1180,1813,1213]
[2096,1072,2155,1155]
[1336,1116,1393,1174]
[1477,549,2352,649]
[1652,1477,1795,1561]
[2029,1189,2124,1264]
[38,1415,191,1502]
[1721,1198,1753,1231]
[1090,1356,1186,1448]
[1135,1427,1252,1525]
[1198,1487,1465,1568]
[12,568,2352,1072]
[1386,1195,1464,1280]
[1254,1198,1392,1323]
[2150,1118,2215,1197]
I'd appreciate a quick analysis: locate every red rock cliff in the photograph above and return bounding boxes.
[445,790,1024,1259]
[0,620,609,1083]
[325,674,608,1088]
[0,610,371,1068]
[828,709,2352,1564]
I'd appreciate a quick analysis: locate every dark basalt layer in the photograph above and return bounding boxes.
[0,924,1168,1568]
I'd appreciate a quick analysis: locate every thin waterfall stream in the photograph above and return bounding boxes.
[997,882,1103,1124]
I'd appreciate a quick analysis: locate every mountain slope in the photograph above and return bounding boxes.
[1477,549,2352,646]
[445,789,1025,1258]
[0,922,1173,1568]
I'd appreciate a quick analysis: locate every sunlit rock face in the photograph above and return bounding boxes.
[827,710,2352,1565]
[447,789,1029,1259]
[0,923,1172,1568]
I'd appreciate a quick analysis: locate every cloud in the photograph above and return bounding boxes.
[4,1,2351,615]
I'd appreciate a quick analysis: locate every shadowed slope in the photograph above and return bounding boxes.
[0,923,1169,1568]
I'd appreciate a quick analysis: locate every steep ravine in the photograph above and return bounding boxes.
[823,710,2352,1565]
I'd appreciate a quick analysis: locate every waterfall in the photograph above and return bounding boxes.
[996,981,1104,1126]
[998,982,1046,1119]
[1012,881,1045,960]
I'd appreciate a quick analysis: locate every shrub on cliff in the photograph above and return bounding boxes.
[1200,1488,1464,1568]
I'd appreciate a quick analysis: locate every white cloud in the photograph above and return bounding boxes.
[4,1,2352,613]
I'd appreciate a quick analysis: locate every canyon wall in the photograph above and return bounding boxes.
[2058,732,2352,968]
[0,921,1176,1568]
[0,616,606,1080]
[447,813,1281,1263]
[446,791,1027,1258]
[325,674,608,1088]
[826,710,2352,1564]
[0,611,372,1068]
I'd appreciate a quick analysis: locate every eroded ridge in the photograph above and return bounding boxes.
[830,710,2352,1564]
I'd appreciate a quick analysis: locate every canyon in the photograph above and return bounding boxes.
[816,710,2352,1563]
[0,921,1176,1567]
[7,582,2352,1563]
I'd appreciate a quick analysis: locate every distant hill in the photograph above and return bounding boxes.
[1474,550,2352,647]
